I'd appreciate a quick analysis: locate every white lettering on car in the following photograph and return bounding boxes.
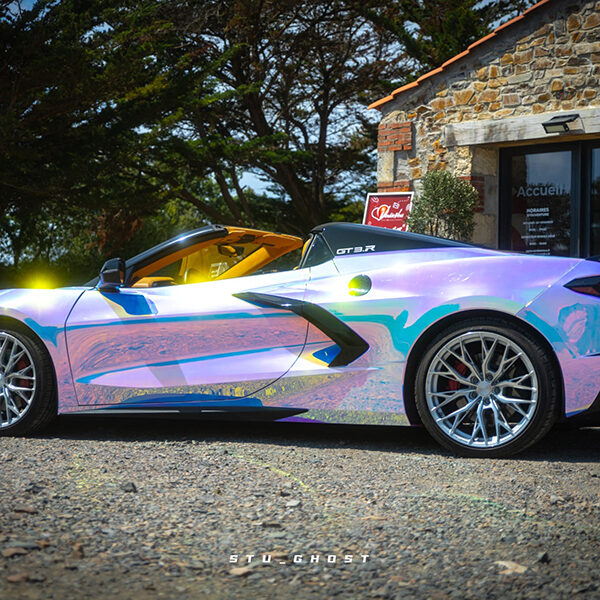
[336,245,376,255]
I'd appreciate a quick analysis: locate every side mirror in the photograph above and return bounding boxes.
[98,258,125,292]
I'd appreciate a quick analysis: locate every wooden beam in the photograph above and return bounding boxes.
[443,107,600,147]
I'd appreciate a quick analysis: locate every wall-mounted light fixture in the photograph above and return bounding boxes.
[541,114,579,134]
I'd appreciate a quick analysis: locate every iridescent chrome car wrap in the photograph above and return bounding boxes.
[1,222,599,455]
[0,287,85,412]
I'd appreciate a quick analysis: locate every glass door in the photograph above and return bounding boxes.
[500,144,580,256]
[590,146,600,256]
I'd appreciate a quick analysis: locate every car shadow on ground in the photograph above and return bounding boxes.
[37,415,600,463]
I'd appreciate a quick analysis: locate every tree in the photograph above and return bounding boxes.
[1,0,536,281]
[0,0,198,234]
[407,171,478,241]
[127,0,408,233]
[348,0,536,76]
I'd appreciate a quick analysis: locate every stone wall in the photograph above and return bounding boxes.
[376,0,600,246]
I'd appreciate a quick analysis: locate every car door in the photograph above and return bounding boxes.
[65,232,309,409]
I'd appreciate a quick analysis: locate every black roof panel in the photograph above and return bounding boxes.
[312,222,469,256]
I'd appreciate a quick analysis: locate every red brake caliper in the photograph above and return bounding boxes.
[15,357,32,399]
[447,359,467,391]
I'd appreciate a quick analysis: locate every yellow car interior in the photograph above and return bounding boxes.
[131,227,303,288]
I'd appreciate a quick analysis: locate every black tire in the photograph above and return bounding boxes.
[414,317,559,457]
[0,325,57,436]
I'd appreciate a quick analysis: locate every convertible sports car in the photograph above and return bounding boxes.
[1,221,599,456]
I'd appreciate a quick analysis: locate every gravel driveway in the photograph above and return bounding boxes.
[1,417,599,600]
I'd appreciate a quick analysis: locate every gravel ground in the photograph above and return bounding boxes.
[1,417,599,600]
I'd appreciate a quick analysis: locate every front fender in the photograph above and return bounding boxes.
[0,288,87,413]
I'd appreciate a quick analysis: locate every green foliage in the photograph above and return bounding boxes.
[407,170,479,241]
[0,0,178,243]
[0,196,212,288]
[0,0,531,287]
[1,0,405,246]
[350,0,536,75]
[135,0,405,230]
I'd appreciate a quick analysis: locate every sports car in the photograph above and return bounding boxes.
[1,221,599,456]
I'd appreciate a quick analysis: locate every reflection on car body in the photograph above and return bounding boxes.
[1,221,600,457]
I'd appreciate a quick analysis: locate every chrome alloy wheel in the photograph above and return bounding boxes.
[0,332,37,429]
[425,331,538,449]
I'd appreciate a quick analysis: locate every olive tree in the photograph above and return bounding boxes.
[407,170,479,241]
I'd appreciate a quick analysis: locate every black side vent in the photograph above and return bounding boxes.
[565,276,600,298]
[233,292,369,367]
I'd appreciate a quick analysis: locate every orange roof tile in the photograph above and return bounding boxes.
[368,0,554,110]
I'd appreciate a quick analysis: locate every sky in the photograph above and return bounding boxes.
[239,172,269,194]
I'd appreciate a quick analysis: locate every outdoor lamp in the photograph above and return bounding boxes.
[541,113,579,134]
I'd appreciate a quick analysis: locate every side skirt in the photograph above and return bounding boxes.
[65,406,308,421]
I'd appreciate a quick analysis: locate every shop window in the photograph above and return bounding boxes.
[508,150,573,256]
[590,148,600,256]
[500,143,584,257]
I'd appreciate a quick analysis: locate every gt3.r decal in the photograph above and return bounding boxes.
[336,245,376,255]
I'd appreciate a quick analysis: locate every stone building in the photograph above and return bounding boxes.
[370,0,600,257]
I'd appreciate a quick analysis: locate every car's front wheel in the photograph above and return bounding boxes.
[0,326,56,436]
[415,318,559,457]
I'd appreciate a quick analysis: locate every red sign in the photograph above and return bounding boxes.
[363,192,414,231]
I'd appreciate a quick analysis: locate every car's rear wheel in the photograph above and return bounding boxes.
[0,327,56,436]
[414,318,559,457]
